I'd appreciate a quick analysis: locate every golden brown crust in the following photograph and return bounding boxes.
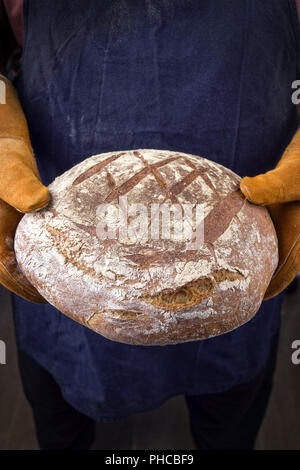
[14,149,279,345]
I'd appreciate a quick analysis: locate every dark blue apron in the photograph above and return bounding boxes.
[12,0,300,420]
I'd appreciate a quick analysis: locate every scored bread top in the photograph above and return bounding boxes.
[14,149,279,345]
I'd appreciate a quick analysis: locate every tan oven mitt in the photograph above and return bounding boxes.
[0,75,50,302]
[240,128,300,300]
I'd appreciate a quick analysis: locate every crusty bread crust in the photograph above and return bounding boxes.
[14,149,278,345]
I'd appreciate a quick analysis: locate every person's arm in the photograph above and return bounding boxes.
[240,129,300,299]
[240,2,300,299]
[240,0,300,300]
[0,74,50,302]
[0,2,50,302]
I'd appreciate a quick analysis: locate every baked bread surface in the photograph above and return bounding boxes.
[14,149,279,345]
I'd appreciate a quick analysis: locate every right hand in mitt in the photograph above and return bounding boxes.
[0,75,50,302]
[240,127,300,300]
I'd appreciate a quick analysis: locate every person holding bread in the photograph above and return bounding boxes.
[0,0,300,450]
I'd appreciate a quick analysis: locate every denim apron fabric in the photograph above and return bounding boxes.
[12,0,300,420]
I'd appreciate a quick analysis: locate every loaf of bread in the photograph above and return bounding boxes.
[14,149,278,345]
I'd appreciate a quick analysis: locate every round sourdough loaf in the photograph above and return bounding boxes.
[14,149,278,345]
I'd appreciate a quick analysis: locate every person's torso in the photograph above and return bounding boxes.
[12,0,300,418]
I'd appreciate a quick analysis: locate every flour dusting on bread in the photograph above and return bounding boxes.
[14,149,278,345]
